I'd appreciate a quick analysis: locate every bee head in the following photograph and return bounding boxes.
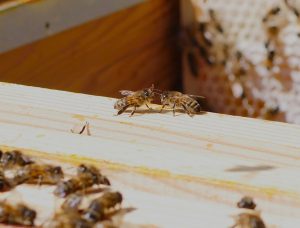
[52,166,64,179]
[143,84,155,98]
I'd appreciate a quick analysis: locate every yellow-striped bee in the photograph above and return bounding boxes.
[114,85,155,116]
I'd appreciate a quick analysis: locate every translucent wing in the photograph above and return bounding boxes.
[188,94,205,99]
[188,95,205,105]
[119,90,134,96]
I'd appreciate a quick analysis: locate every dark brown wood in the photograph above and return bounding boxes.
[0,0,180,97]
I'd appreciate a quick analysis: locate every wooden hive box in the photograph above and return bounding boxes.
[0,82,299,227]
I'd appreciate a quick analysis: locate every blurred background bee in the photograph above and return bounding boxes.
[0,150,34,169]
[83,191,123,224]
[46,193,92,228]
[14,163,64,186]
[54,164,111,198]
[0,201,36,226]
[77,164,110,186]
[160,91,205,116]
[114,85,156,116]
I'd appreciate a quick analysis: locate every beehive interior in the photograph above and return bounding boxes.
[184,0,300,124]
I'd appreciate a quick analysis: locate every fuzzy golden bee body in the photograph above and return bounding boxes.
[232,212,266,228]
[83,191,123,223]
[14,163,64,185]
[114,85,155,116]
[54,164,110,198]
[160,91,204,116]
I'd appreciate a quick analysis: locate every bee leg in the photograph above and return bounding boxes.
[117,105,129,115]
[182,105,193,117]
[172,104,176,116]
[145,103,152,110]
[159,104,165,113]
[78,122,87,134]
[130,106,137,117]
[37,175,43,186]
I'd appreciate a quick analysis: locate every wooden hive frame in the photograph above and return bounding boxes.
[0,82,299,227]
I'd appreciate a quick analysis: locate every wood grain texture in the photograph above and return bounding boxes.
[0,82,299,227]
[0,0,180,97]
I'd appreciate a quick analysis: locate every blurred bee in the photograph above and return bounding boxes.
[160,91,205,116]
[237,196,256,210]
[262,6,282,42]
[0,201,36,226]
[47,212,92,228]
[77,164,110,186]
[264,105,280,120]
[54,166,110,198]
[231,212,266,228]
[83,191,123,223]
[47,194,92,228]
[0,150,34,169]
[14,163,64,185]
[262,7,281,23]
[114,85,155,116]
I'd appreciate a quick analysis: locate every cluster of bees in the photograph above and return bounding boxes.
[113,85,205,117]
[231,196,266,228]
[0,149,131,227]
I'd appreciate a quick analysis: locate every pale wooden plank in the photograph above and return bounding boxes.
[0,82,299,227]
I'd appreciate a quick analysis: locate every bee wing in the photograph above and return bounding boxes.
[188,94,205,100]
[119,90,134,96]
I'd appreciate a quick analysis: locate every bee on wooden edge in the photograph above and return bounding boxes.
[114,84,156,116]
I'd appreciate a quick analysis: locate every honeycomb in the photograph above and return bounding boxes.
[183,0,300,123]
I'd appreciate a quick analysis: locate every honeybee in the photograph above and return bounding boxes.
[54,166,110,198]
[160,91,205,116]
[47,194,92,228]
[77,164,110,186]
[231,212,266,228]
[83,191,123,223]
[0,150,34,169]
[114,85,155,116]
[237,196,256,210]
[14,163,64,185]
[0,201,36,226]
[47,212,92,228]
